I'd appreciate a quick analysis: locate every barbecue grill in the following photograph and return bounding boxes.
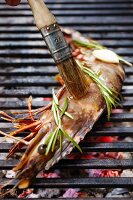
[0,0,133,199]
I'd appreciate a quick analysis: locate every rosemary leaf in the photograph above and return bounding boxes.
[52,104,59,126]
[64,111,74,119]
[45,132,53,145]
[59,108,73,119]
[59,129,63,152]
[62,129,82,153]
[73,39,103,49]
[45,129,57,155]
[97,70,102,77]
[59,108,73,120]
[103,93,112,120]
[56,105,62,128]
[118,55,132,67]
[60,97,68,117]
[60,97,74,119]
[52,128,59,152]
[52,89,59,105]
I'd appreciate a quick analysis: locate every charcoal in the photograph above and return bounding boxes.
[26,193,40,198]
[121,169,133,177]
[5,170,16,178]
[62,189,80,198]
[106,193,130,198]
[37,188,60,198]
[111,188,129,195]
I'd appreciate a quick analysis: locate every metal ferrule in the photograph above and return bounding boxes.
[41,23,72,64]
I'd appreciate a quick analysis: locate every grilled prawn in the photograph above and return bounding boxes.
[0,29,125,195]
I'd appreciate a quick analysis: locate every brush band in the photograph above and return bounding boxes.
[41,23,72,64]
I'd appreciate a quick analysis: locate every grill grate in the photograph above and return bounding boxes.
[0,0,133,199]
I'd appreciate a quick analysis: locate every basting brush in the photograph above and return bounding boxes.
[28,0,88,99]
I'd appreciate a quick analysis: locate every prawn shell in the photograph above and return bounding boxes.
[0,29,125,194]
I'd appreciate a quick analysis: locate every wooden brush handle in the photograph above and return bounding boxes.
[28,0,89,99]
[28,0,56,30]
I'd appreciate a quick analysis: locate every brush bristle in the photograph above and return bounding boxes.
[57,57,89,99]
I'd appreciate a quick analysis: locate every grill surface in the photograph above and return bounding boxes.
[0,0,133,199]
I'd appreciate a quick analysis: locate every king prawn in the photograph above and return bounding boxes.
[0,29,126,196]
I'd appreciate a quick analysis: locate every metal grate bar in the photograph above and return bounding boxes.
[1,159,133,170]
[0,88,131,97]
[0,126,133,137]
[0,10,133,17]
[0,113,132,122]
[0,78,132,87]
[1,142,133,153]
[0,100,131,109]
[2,76,133,84]
[0,17,132,25]
[1,26,133,33]
[2,177,133,188]
[0,33,133,40]
[0,41,132,49]
[0,66,132,75]
[1,4,133,10]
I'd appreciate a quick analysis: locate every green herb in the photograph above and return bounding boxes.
[82,66,121,120]
[73,39,132,66]
[60,97,69,117]
[45,89,82,155]
[76,60,121,120]
[73,39,104,50]
[118,55,132,67]
[59,129,63,152]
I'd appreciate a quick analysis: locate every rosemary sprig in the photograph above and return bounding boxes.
[73,39,104,50]
[76,60,121,120]
[73,39,132,66]
[82,66,121,120]
[45,89,82,155]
